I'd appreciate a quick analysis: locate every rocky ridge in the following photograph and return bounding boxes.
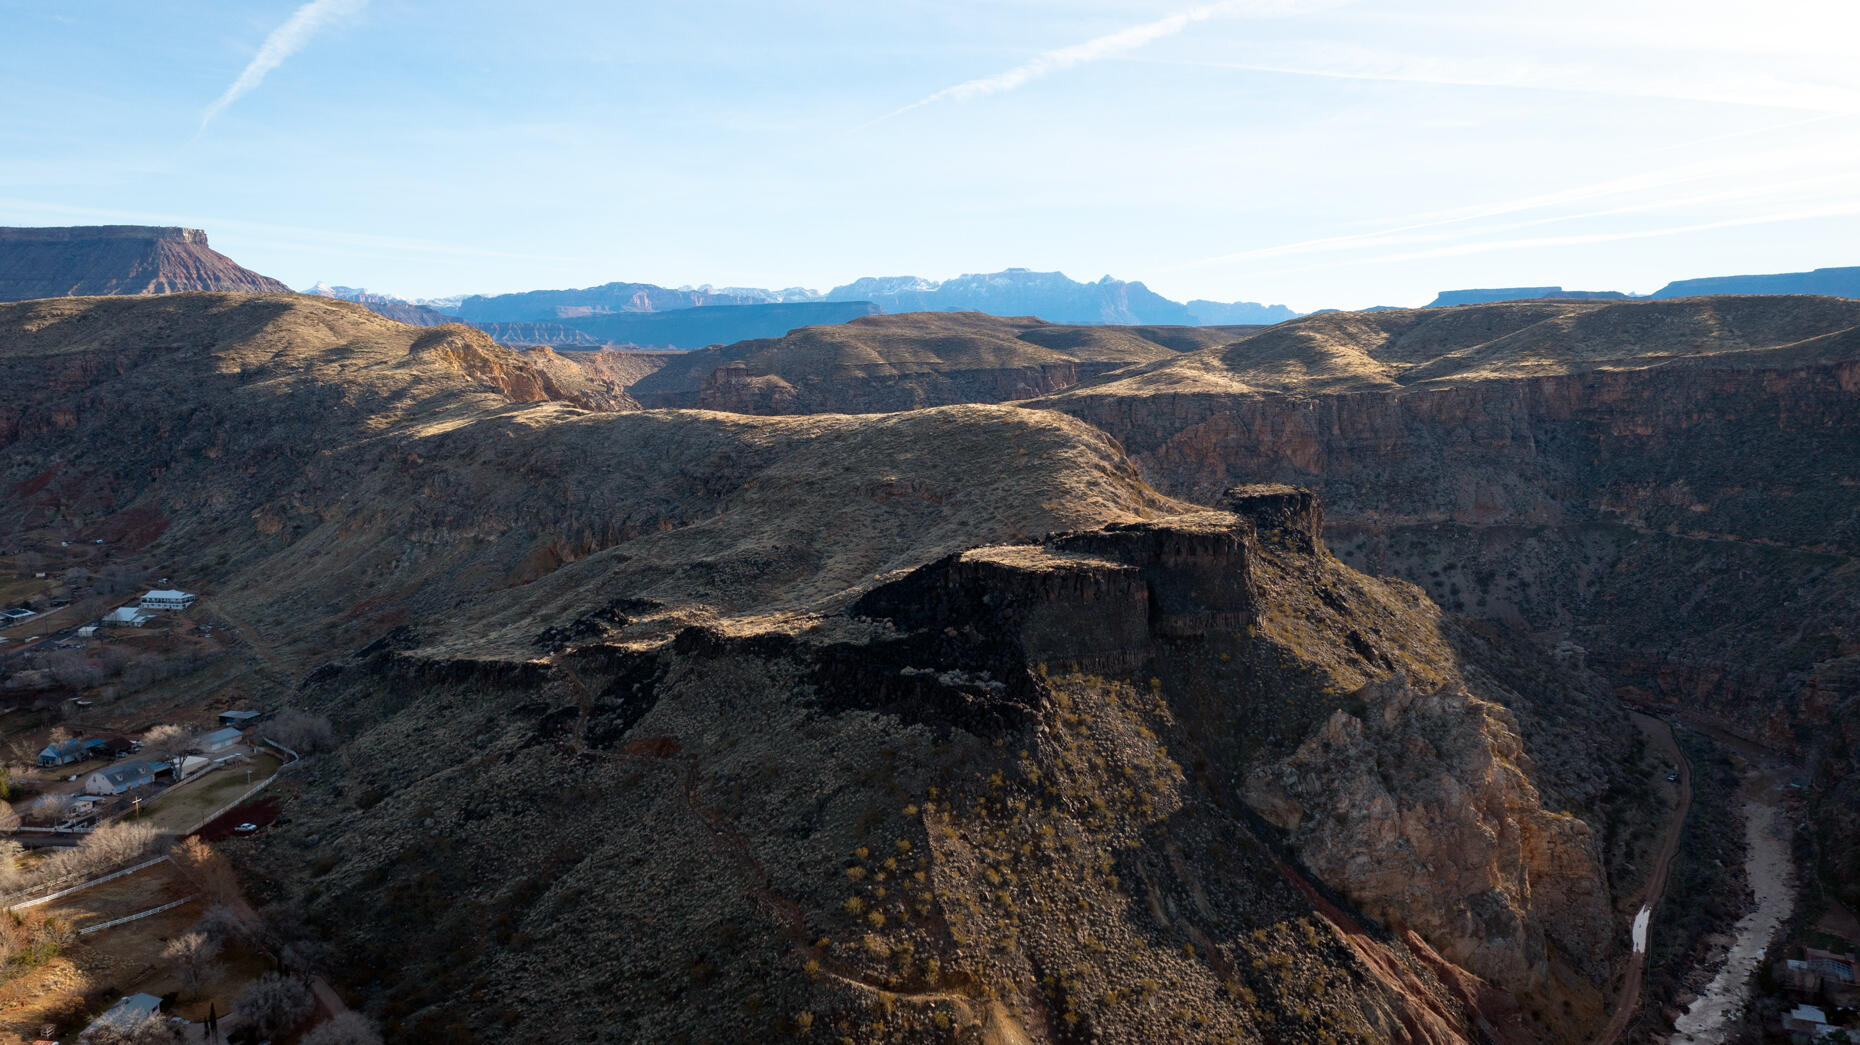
[0,293,1653,1043]
[626,312,1261,414]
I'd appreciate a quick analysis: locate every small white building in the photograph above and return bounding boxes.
[81,993,164,1042]
[138,589,196,611]
[77,624,98,638]
[102,606,154,628]
[194,727,243,754]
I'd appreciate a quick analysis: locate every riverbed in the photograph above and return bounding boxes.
[1665,775,1796,1044]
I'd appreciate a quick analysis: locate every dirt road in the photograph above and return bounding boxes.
[1594,711,1692,1045]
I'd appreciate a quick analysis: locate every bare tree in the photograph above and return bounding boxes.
[138,724,190,761]
[301,1012,385,1045]
[81,1010,180,1045]
[172,838,240,905]
[95,564,142,596]
[162,930,221,996]
[0,840,24,891]
[192,902,249,947]
[267,710,336,754]
[234,973,315,1039]
[78,822,162,866]
[33,822,163,883]
[44,651,105,690]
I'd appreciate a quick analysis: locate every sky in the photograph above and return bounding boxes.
[2,0,1858,311]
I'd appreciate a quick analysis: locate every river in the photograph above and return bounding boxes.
[1665,770,1797,1044]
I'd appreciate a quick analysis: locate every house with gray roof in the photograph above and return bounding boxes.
[193,726,244,754]
[83,760,155,795]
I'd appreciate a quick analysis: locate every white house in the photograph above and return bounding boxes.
[83,760,155,795]
[138,589,196,611]
[102,606,154,627]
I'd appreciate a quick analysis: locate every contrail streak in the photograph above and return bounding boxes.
[199,0,369,130]
[862,0,1324,129]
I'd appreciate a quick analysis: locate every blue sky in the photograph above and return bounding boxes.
[3,0,1857,311]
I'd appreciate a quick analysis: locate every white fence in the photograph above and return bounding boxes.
[5,853,170,911]
[79,893,197,935]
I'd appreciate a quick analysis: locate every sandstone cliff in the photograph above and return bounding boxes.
[1032,296,1860,743]
[0,225,290,301]
[1246,678,1612,1001]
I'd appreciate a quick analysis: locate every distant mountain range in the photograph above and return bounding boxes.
[6,225,1858,347]
[309,268,1301,347]
[807,270,1299,326]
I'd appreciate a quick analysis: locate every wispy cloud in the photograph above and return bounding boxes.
[1138,52,1860,115]
[863,0,1323,128]
[1168,116,1859,271]
[199,0,369,131]
[1229,203,1860,280]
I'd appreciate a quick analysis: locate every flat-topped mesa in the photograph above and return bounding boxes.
[0,224,208,243]
[1221,483,1323,552]
[0,224,289,301]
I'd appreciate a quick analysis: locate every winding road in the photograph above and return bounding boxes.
[1595,710,1692,1045]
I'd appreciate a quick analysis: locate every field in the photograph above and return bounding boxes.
[33,858,192,930]
[139,752,282,834]
[0,852,276,1042]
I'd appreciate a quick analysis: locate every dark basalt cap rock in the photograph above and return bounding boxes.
[1220,483,1323,551]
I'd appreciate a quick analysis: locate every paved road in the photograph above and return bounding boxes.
[1595,711,1692,1045]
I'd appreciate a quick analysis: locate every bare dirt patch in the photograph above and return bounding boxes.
[195,797,280,843]
[35,860,192,930]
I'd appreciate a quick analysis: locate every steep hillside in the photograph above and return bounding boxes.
[1032,295,1860,889]
[0,226,290,301]
[0,293,1654,1043]
[0,293,638,579]
[627,312,1260,414]
[257,487,1644,1044]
